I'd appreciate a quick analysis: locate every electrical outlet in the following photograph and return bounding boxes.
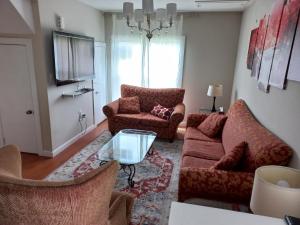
[78,111,86,121]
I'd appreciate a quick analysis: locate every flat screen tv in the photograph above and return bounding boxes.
[53,31,95,86]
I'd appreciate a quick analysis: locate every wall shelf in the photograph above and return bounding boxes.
[62,88,94,98]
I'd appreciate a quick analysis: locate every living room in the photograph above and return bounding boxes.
[0,0,299,224]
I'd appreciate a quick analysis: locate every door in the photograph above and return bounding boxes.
[0,39,42,154]
[93,42,107,125]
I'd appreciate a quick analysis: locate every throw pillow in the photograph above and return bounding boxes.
[150,104,174,120]
[198,113,227,138]
[212,142,247,170]
[118,96,140,114]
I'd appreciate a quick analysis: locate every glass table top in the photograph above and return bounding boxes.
[97,129,157,165]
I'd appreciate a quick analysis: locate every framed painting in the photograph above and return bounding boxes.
[269,0,300,89]
[288,14,300,82]
[247,28,259,70]
[258,0,285,92]
[251,16,269,80]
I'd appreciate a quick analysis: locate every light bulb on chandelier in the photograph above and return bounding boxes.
[123,0,177,41]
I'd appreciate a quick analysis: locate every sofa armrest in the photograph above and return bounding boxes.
[170,103,185,125]
[103,100,119,118]
[179,167,254,203]
[186,113,208,128]
[0,145,22,178]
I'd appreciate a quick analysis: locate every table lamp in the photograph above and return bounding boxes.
[250,166,300,218]
[207,84,223,112]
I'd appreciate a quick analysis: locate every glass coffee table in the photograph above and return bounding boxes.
[97,129,157,187]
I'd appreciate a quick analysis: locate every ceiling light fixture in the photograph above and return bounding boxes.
[123,0,177,41]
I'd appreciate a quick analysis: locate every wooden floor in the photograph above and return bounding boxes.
[21,121,108,180]
[22,120,186,180]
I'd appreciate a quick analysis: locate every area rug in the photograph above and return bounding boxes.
[46,130,250,225]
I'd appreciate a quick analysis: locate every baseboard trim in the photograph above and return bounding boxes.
[39,125,96,158]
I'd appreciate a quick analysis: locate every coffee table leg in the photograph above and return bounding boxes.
[147,145,154,156]
[127,164,135,187]
[99,160,107,166]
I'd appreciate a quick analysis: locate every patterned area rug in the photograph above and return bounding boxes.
[46,130,249,225]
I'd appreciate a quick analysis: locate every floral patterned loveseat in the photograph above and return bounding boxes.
[178,99,293,203]
[103,84,185,141]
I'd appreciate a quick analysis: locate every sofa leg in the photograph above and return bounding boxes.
[169,138,174,143]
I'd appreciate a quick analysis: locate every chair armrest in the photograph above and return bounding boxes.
[103,100,119,118]
[109,191,134,224]
[170,103,185,125]
[186,113,208,128]
[179,167,254,203]
[0,145,22,178]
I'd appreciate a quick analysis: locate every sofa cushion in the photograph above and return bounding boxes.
[182,140,225,161]
[118,96,140,114]
[212,142,247,171]
[121,84,185,112]
[182,156,217,168]
[185,127,221,143]
[222,100,293,172]
[113,113,169,128]
[150,104,174,120]
[198,113,227,138]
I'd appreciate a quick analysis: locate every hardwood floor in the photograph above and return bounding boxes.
[21,120,186,180]
[21,120,108,180]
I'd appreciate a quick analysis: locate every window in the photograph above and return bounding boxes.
[110,15,185,101]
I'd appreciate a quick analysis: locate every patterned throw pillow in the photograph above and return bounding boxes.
[118,96,141,114]
[197,113,227,138]
[212,142,247,170]
[150,104,174,120]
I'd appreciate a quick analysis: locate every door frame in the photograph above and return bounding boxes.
[0,38,43,154]
[93,41,107,125]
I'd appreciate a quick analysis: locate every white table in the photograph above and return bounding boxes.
[168,202,285,225]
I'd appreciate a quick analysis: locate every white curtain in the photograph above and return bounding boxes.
[110,14,185,100]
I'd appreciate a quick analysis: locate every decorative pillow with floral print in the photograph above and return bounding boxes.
[198,113,227,138]
[118,96,140,114]
[212,142,247,170]
[150,104,174,120]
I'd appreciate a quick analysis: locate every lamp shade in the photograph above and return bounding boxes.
[123,2,134,17]
[142,0,154,14]
[207,84,223,97]
[167,3,177,18]
[135,9,144,23]
[250,166,300,218]
[156,8,167,22]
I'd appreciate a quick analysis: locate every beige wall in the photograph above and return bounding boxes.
[37,0,105,150]
[231,0,300,168]
[182,12,241,116]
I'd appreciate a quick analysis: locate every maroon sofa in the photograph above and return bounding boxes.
[178,99,293,203]
[103,85,185,141]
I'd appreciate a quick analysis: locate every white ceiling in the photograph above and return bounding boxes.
[77,0,254,12]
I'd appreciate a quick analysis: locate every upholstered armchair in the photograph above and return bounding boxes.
[0,145,134,225]
[103,84,185,141]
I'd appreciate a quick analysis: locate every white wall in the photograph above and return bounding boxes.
[0,0,33,34]
[182,12,241,116]
[232,0,300,168]
[37,0,105,151]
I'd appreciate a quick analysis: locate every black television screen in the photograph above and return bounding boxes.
[53,31,95,86]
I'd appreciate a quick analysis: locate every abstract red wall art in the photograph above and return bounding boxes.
[247,28,259,70]
[288,14,300,82]
[251,16,269,80]
[269,0,300,89]
[258,0,285,92]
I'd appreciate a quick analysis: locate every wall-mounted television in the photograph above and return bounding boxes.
[53,31,95,86]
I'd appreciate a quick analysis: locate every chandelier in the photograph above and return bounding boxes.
[122,0,177,40]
